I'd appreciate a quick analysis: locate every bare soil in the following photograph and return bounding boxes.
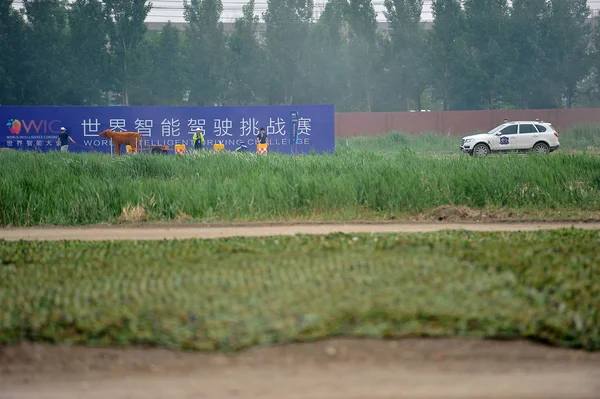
[1,220,600,241]
[1,339,599,399]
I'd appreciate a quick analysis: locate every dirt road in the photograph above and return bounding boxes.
[2,221,600,241]
[1,339,599,399]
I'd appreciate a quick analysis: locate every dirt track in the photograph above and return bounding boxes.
[1,339,599,399]
[2,221,600,241]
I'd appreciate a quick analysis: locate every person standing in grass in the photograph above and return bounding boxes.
[256,127,267,146]
[193,128,205,151]
[57,127,76,152]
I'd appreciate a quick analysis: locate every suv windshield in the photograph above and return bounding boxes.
[488,124,507,135]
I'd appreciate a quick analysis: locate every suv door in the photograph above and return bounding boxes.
[535,124,556,145]
[517,124,538,149]
[490,124,518,150]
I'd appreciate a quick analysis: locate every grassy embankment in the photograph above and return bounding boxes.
[1,124,600,227]
[338,124,600,155]
[1,230,599,351]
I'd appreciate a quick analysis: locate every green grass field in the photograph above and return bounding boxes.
[1,124,600,227]
[338,124,600,155]
[1,230,599,351]
[2,127,599,354]
[1,146,599,226]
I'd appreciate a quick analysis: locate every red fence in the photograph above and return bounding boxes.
[335,108,600,137]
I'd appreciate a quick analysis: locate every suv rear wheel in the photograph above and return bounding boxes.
[532,142,549,154]
[472,143,490,157]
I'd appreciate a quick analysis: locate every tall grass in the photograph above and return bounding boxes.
[560,124,600,151]
[1,148,600,226]
[336,132,458,155]
[338,123,600,154]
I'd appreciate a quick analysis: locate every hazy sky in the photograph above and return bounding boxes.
[144,0,600,23]
[11,0,600,23]
[146,0,432,22]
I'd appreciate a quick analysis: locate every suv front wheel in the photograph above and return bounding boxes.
[472,143,490,157]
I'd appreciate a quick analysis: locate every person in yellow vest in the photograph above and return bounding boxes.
[193,128,205,151]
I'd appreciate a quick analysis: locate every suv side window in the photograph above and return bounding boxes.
[500,125,518,135]
[519,124,537,134]
[535,124,547,132]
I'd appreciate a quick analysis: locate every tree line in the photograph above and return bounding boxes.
[1,0,598,111]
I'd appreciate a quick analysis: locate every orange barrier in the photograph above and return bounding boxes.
[257,143,268,155]
[175,144,186,155]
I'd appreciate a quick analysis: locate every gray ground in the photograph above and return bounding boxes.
[1,339,599,399]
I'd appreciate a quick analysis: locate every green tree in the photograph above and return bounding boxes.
[263,0,314,104]
[183,0,226,106]
[427,0,469,110]
[20,0,71,105]
[225,0,266,105]
[126,32,158,105]
[383,0,426,111]
[463,0,510,109]
[103,0,152,105]
[0,0,26,105]
[305,0,351,109]
[68,0,110,105]
[150,22,186,105]
[345,0,379,111]
[506,0,548,109]
[544,0,592,108]
[583,12,600,107]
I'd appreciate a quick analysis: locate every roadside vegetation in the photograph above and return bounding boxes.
[2,126,600,227]
[1,230,598,351]
[338,124,600,155]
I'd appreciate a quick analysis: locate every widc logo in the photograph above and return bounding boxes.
[6,119,22,135]
[6,119,62,135]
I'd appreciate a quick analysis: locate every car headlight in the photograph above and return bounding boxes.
[463,139,473,143]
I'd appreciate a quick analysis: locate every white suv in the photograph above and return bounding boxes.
[460,121,560,157]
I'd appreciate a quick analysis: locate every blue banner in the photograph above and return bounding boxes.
[1,104,335,154]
